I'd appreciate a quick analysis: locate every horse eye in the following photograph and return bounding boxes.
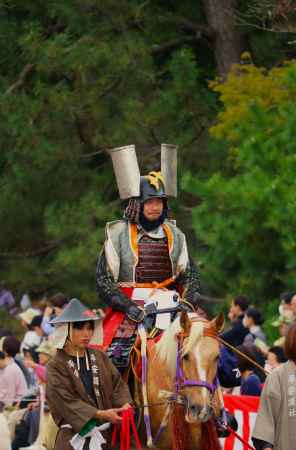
[183,354,189,361]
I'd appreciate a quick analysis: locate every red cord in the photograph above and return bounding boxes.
[129,408,142,450]
[112,407,142,450]
[227,426,255,450]
[111,423,118,447]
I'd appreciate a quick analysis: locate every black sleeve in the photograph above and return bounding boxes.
[176,257,201,307]
[96,250,135,313]
[11,411,30,450]
[252,438,273,450]
[220,321,249,347]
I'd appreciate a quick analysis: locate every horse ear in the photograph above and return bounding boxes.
[180,310,191,334]
[212,312,225,333]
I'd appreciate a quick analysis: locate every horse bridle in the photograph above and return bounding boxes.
[138,319,226,448]
[175,321,220,396]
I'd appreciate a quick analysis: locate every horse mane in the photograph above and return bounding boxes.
[155,313,205,375]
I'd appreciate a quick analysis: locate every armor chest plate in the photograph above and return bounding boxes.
[135,234,173,283]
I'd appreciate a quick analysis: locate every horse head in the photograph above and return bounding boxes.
[178,311,224,423]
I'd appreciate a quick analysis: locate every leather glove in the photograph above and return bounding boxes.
[217,411,238,437]
[126,304,145,323]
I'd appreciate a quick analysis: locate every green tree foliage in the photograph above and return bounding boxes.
[1,0,296,310]
[184,62,296,302]
[0,0,217,303]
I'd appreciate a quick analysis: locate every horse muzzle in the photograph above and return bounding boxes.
[185,402,214,423]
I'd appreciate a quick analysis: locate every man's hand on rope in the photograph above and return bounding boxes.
[121,403,132,410]
[96,407,127,424]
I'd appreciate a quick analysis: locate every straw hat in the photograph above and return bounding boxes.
[19,308,40,325]
[36,341,56,358]
[0,337,5,352]
[271,314,294,327]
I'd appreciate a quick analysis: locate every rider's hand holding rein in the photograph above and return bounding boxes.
[126,304,145,322]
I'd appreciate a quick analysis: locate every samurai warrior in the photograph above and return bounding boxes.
[96,144,204,369]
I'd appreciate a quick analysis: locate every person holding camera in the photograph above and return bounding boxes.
[41,293,69,336]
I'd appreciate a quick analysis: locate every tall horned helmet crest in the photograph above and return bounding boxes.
[109,144,178,200]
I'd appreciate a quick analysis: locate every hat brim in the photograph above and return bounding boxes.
[50,314,101,325]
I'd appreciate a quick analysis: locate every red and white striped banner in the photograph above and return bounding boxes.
[221,394,260,450]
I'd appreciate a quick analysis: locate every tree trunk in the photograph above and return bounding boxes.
[202,0,245,76]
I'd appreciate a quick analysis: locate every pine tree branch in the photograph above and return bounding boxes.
[80,150,105,158]
[176,18,215,39]
[150,18,215,56]
[151,36,204,55]
[199,294,224,304]
[0,241,60,259]
[4,64,35,96]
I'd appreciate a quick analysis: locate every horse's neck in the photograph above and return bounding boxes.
[148,344,175,392]
[147,346,204,450]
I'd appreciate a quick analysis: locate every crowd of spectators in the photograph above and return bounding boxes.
[0,286,295,449]
[221,291,296,398]
[0,291,69,450]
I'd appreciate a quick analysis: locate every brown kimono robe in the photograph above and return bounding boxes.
[46,348,132,450]
[252,360,296,450]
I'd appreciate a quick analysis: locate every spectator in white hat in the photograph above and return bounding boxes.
[24,341,56,384]
[19,309,42,352]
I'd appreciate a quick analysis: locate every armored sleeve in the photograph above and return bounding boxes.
[176,257,201,308]
[96,250,135,313]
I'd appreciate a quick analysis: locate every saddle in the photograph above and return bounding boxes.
[101,287,180,370]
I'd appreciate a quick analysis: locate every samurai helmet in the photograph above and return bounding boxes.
[140,172,166,203]
[109,144,178,200]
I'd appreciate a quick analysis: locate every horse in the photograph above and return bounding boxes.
[134,310,225,450]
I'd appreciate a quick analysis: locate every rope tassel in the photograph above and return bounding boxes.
[111,407,142,450]
[76,351,80,371]
[138,324,154,448]
[85,350,90,371]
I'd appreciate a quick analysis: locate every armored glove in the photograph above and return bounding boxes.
[126,304,145,323]
[217,411,238,438]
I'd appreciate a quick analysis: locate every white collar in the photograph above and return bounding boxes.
[250,325,260,334]
[137,224,165,239]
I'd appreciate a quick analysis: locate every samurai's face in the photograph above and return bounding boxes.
[143,198,164,222]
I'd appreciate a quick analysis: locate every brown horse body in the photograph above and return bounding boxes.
[147,347,202,450]
[136,312,224,450]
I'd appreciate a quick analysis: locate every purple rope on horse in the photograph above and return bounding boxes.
[139,324,153,444]
[175,336,219,394]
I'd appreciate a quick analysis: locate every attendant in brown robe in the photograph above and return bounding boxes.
[252,322,296,450]
[46,298,132,450]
